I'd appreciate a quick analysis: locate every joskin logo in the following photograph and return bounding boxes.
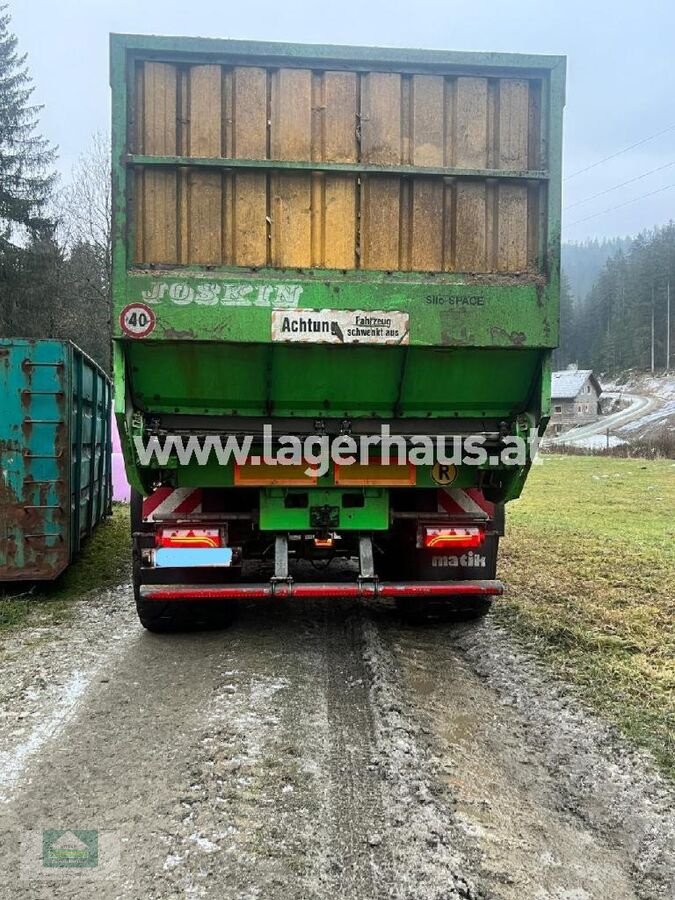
[140,281,303,308]
[42,830,98,869]
[271,309,410,345]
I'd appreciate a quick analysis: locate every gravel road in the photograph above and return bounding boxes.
[0,580,672,899]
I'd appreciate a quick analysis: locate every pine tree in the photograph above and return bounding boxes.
[0,2,56,248]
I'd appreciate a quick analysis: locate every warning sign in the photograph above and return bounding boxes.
[271,309,409,345]
[119,303,156,339]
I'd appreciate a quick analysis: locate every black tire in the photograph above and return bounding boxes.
[388,523,498,624]
[130,489,237,633]
[397,594,492,625]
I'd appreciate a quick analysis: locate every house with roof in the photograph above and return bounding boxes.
[549,367,602,434]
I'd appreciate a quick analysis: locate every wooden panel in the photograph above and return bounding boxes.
[232,67,268,266]
[271,68,312,160]
[271,69,312,267]
[140,63,178,263]
[361,75,401,269]
[322,72,358,162]
[454,77,488,168]
[320,72,357,268]
[497,184,528,271]
[455,182,488,272]
[411,75,444,166]
[361,73,402,164]
[409,77,444,270]
[231,67,268,158]
[132,61,542,275]
[496,80,529,270]
[410,179,444,271]
[361,176,400,270]
[232,174,267,267]
[498,79,529,169]
[272,175,312,267]
[188,66,222,264]
[324,176,357,269]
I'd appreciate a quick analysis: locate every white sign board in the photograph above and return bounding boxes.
[271,309,409,345]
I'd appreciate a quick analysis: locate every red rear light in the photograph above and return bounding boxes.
[157,528,222,549]
[423,526,484,550]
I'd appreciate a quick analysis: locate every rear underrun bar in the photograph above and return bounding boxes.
[140,580,504,601]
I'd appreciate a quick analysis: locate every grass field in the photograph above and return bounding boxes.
[498,455,675,776]
[0,504,131,633]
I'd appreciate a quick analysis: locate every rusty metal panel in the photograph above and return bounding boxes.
[130,61,547,274]
[0,340,112,581]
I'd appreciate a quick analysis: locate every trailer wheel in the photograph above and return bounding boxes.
[389,523,498,624]
[133,565,237,633]
[130,490,237,633]
[396,594,492,624]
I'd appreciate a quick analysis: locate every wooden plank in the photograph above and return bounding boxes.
[360,74,401,269]
[324,175,356,269]
[133,64,145,261]
[187,66,222,265]
[232,67,267,158]
[271,68,312,160]
[233,174,268,266]
[271,69,312,267]
[142,62,178,263]
[361,72,401,165]
[411,75,444,166]
[409,76,444,271]
[454,77,488,168]
[232,67,268,266]
[322,72,358,162]
[455,181,487,272]
[361,176,400,270]
[497,183,528,271]
[497,80,529,270]
[271,174,312,267]
[410,178,444,271]
[498,79,529,169]
[321,72,357,269]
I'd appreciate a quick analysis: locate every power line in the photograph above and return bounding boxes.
[564,122,675,182]
[564,181,675,229]
[564,160,675,211]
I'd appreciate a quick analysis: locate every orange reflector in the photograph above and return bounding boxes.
[157,528,222,549]
[314,537,334,548]
[335,461,415,486]
[234,462,318,486]
[423,526,484,549]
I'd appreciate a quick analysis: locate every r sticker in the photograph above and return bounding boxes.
[431,463,457,486]
[120,303,156,339]
[271,309,409,344]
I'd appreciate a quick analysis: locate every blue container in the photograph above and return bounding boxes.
[0,339,113,581]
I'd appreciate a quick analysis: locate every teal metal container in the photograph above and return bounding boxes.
[0,339,113,581]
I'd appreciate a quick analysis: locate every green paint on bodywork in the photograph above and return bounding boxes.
[109,34,565,505]
[115,272,557,349]
[260,488,388,531]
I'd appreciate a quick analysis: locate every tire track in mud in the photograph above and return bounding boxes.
[373,613,675,900]
[0,587,672,900]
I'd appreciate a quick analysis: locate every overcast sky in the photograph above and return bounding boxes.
[11,0,675,242]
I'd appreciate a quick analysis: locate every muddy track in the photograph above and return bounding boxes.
[0,585,672,899]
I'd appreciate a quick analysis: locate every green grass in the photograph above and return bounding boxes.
[498,455,675,776]
[0,504,131,633]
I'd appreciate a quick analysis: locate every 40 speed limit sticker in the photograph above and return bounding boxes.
[119,302,156,338]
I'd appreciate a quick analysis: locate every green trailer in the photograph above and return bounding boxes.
[110,34,565,629]
[0,339,113,581]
